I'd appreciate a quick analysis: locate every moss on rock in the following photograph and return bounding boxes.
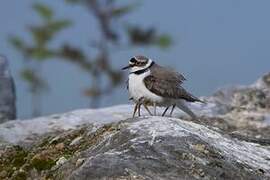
[0,123,120,179]
[30,154,55,171]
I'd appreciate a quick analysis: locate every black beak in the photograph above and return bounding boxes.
[122,64,131,70]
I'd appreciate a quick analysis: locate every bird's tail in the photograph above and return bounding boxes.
[179,88,206,104]
[176,100,198,120]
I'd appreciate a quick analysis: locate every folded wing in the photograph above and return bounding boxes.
[150,64,186,85]
[144,75,202,103]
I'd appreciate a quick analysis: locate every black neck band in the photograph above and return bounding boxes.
[130,61,155,75]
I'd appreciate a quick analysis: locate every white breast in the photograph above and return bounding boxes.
[128,71,163,103]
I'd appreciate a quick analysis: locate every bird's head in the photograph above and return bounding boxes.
[122,55,154,73]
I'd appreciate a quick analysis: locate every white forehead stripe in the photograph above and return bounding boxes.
[129,58,153,73]
[145,59,153,68]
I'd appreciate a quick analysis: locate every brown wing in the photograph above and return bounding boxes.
[144,75,201,102]
[150,64,186,85]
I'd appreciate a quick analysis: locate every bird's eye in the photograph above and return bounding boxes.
[130,58,136,63]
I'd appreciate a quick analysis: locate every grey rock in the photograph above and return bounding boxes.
[56,117,269,180]
[70,136,83,146]
[56,156,68,166]
[0,55,16,123]
[261,72,270,88]
[212,74,270,114]
[0,73,270,179]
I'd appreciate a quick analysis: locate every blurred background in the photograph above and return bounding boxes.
[0,0,269,119]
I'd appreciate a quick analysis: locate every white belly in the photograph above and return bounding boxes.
[128,71,163,103]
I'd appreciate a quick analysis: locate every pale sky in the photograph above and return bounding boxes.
[0,0,270,118]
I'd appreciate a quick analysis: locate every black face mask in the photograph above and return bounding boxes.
[130,61,155,75]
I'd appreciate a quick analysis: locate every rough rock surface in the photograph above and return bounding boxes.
[0,55,16,123]
[0,73,270,180]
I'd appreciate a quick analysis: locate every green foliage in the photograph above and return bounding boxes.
[65,0,80,4]
[33,3,53,21]
[156,34,172,49]
[21,69,47,92]
[29,10,71,47]
[9,0,173,114]
[30,27,50,47]
[48,20,71,33]
[111,4,138,17]
[126,25,172,48]
[30,48,54,60]
[11,2,71,52]
[60,44,86,61]
[9,2,72,116]
[9,36,24,50]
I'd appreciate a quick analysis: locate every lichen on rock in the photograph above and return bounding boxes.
[0,73,270,179]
